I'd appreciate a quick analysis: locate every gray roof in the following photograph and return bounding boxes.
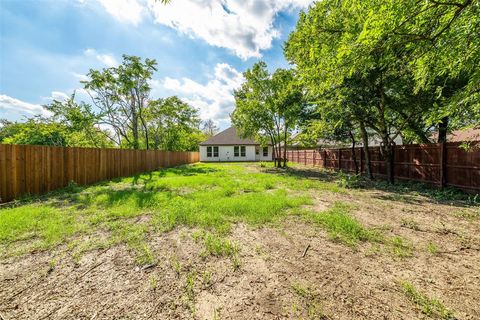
[200,127,260,145]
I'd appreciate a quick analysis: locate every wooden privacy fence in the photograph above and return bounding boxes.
[285,141,480,194]
[0,144,200,203]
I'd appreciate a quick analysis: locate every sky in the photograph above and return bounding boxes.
[0,0,312,129]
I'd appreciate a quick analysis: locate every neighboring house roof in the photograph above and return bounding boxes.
[200,127,261,146]
[431,127,480,142]
[286,132,403,149]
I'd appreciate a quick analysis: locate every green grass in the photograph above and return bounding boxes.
[0,163,338,260]
[306,202,382,247]
[400,281,456,319]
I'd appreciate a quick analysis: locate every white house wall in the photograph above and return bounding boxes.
[200,145,272,162]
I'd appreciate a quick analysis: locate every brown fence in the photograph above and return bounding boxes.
[0,144,200,203]
[285,141,480,194]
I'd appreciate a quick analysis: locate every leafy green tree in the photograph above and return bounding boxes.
[232,62,303,168]
[146,96,202,151]
[284,0,478,182]
[44,93,114,147]
[0,118,67,146]
[83,55,157,149]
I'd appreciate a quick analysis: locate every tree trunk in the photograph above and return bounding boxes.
[437,116,449,143]
[381,137,394,184]
[359,121,373,179]
[283,124,288,168]
[349,131,359,174]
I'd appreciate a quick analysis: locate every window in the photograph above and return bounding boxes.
[234,146,239,157]
[240,146,246,157]
[263,147,268,157]
[255,146,260,155]
[213,146,219,157]
[206,146,212,157]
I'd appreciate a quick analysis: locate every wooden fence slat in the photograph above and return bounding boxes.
[286,141,479,194]
[0,145,199,203]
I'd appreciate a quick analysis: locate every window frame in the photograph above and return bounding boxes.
[240,146,246,157]
[213,146,219,157]
[234,146,239,157]
[206,146,212,157]
[263,147,268,157]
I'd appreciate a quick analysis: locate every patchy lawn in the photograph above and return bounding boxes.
[0,162,479,319]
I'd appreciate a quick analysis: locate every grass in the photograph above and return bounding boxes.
[0,162,333,261]
[400,281,456,319]
[306,202,382,247]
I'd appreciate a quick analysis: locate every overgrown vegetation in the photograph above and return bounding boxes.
[0,163,325,260]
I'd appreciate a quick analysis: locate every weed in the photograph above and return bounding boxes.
[48,258,57,273]
[291,282,313,299]
[202,233,238,257]
[400,281,456,319]
[201,270,212,286]
[401,218,420,231]
[427,242,440,256]
[336,172,361,188]
[185,271,196,300]
[291,282,326,319]
[231,254,241,271]
[170,257,182,276]
[388,236,414,258]
[149,274,158,290]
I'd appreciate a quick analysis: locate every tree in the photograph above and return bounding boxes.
[83,55,157,149]
[145,96,202,151]
[44,93,114,147]
[202,119,219,138]
[284,0,478,182]
[232,62,303,168]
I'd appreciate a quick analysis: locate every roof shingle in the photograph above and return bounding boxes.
[200,127,259,145]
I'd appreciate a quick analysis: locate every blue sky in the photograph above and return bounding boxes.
[0,0,311,129]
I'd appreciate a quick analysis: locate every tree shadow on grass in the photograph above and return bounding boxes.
[261,166,338,182]
[262,165,478,207]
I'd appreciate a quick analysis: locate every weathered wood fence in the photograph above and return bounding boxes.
[0,144,200,203]
[285,141,480,194]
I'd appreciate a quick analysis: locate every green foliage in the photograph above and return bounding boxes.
[336,172,361,189]
[0,118,68,146]
[146,96,202,151]
[232,61,304,167]
[284,0,479,174]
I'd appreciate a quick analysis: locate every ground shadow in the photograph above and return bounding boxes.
[263,165,478,207]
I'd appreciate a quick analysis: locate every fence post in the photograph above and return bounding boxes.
[304,150,307,165]
[313,150,316,166]
[323,150,327,168]
[360,147,364,174]
[439,142,446,188]
[338,149,341,171]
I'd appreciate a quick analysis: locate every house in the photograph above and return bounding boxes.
[199,127,273,162]
[430,127,480,142]
[286,131,403,150]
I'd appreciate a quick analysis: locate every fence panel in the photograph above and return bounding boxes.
[0,145,200,203]
[285,141,480,194]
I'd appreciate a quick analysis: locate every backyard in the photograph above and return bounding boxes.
[0,162,479,319]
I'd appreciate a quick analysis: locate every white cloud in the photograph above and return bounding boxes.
[84,48,118,67]
[148,0,313,59]
[71,72,89,82]
[161,63,244,122]
[98,0,144,25]
[51,91,70,101]
[0,94,50,117]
